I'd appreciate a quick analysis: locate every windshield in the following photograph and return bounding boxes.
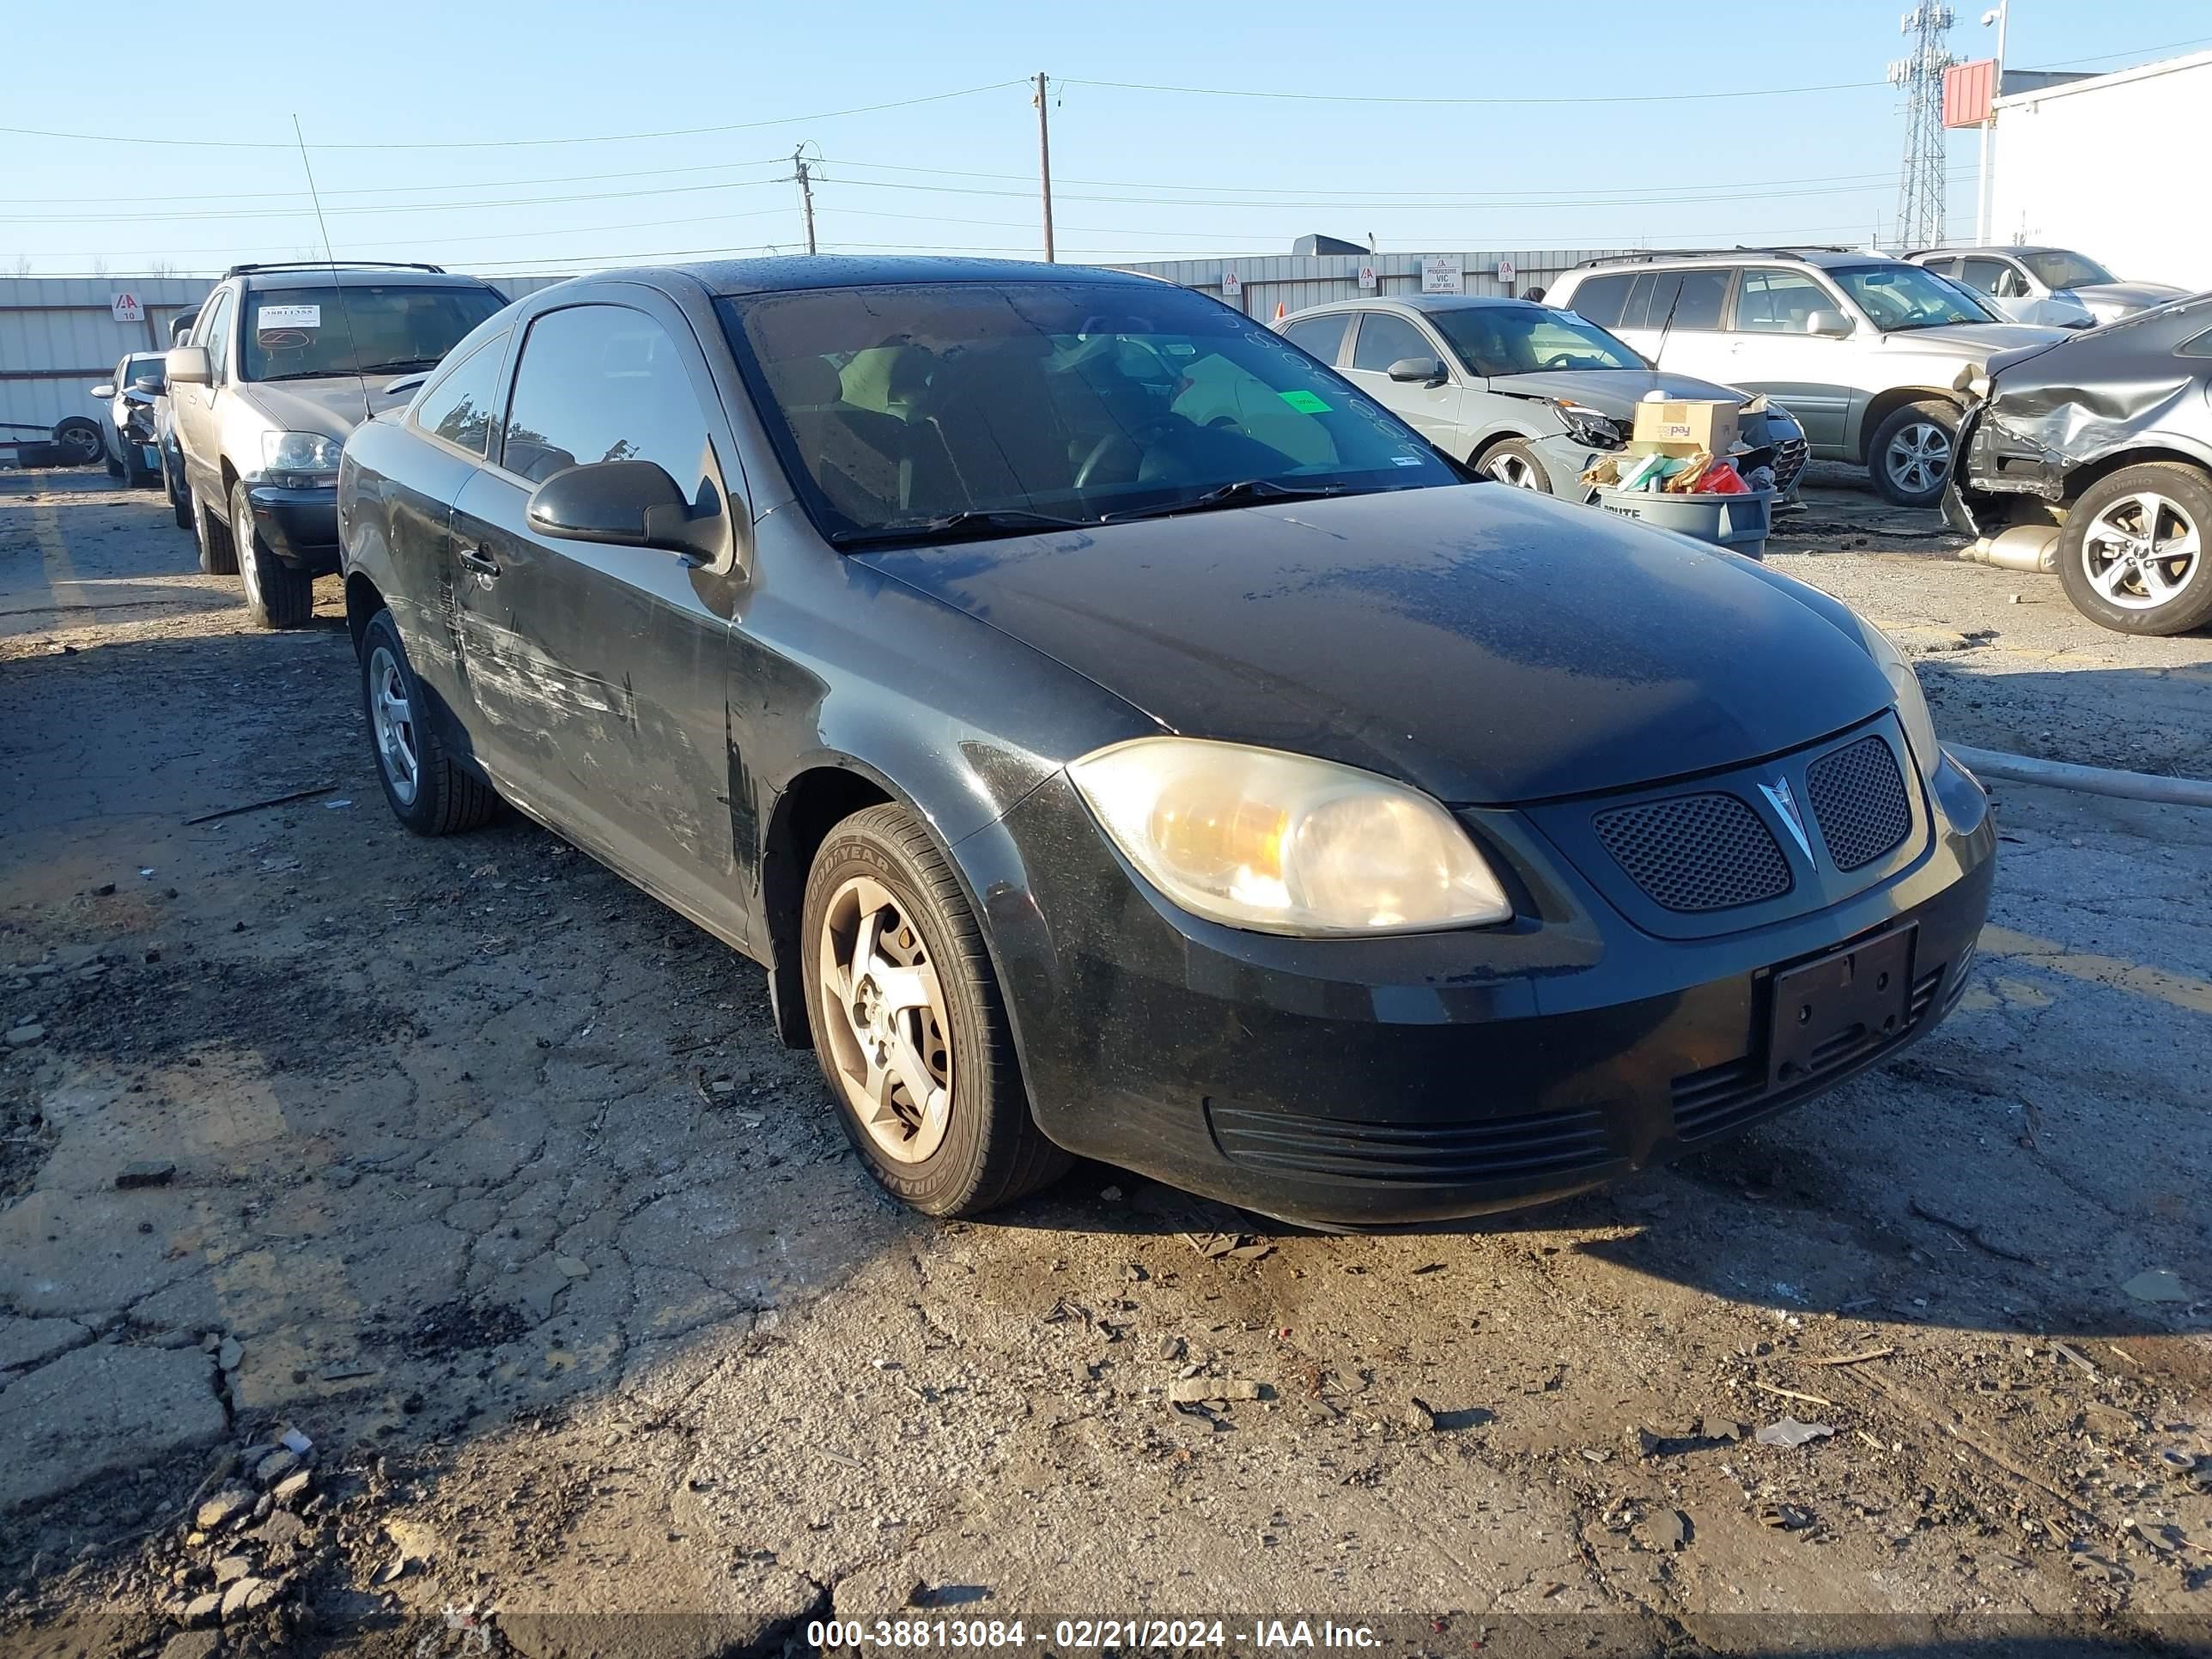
[1426,304,1643,376]
[1831,264,1995,331]
[2020,249,2114,290]
[240,284,505,382]
[718,281,1457,543]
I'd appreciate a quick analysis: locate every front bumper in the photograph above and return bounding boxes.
[246,482,340,572]
[976,744,1995,1225]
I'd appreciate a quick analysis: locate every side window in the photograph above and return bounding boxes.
[1348,313,1437,374]
[1565,272,1633,328]
[411,330,509,457]
[2178,327,2212,359]
[1280,313,1351,366]
[1959,257,2008,297]
[1735,270,1832,332]
[1671,269,1730,330]
[501,305,713,489]
[1921,257,1959,278]
[198,289,236,379]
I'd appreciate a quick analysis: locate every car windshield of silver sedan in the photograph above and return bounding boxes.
[1426,306,1644,376]
[2020,249,2112,290]
[719,282,1456,545]
[1830,264,1993,331]
[240,285,507,383]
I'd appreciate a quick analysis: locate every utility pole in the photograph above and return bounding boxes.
[793,145,817,256]
[1033,72,1055,263]
[1977,0,2010,242]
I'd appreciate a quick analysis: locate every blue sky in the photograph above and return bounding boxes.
[4,1,2206,277]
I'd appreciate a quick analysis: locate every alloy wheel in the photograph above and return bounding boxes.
[368,644,420,805]
[1883,420,1952,498]
[815,874,954,1164]
[234,497,264,610]
[1486,452,1540,489]
[2081,491,2201,611]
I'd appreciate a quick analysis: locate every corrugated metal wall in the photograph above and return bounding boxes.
[1108,249,1638,321]
[0,277,213,434]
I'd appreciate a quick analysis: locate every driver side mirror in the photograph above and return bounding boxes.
[1804,310,1853,339]
[166,345,211,386]
[131,374,163,392]
[89,384,115,400]
[526,459,735,568]
[1388,355,1447,386]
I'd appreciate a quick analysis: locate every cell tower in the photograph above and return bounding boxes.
[1888,3,1956,250]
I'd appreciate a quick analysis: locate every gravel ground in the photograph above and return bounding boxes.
[2,467,2208,1658]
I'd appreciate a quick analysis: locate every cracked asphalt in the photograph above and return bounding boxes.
[2,467,2209,1657]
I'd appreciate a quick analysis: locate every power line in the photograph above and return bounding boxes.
[0,176,797,226]
[0,156,793,209]
[0,80,1026,151]
[1058,74,1889,106]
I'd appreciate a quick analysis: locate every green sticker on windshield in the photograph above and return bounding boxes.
[1278,389,1332,414]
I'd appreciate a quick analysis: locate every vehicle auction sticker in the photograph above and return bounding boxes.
[1277,389,1331,414]
[257,305,322,330]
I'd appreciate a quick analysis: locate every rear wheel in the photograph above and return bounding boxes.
[1478,439,1553,494]
[360,609,500,835]
[163,449,192,528]
[2056,462,2212,636]
[1869,399,1959,507]
[52,416,103,467]
[191,485,237,575]
[801,804,1069,1217]
[231,479,313,629]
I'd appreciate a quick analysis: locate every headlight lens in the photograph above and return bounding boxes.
[1067,738,1513,936]
[261,430,342,475]
[1860,622,1942,781]
[1554,401,1625,449]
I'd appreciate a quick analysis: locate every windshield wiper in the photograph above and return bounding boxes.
[1100,477,1353,524]
[253,368,345,381]
[826,508,1089,549]
[359,357,443,374]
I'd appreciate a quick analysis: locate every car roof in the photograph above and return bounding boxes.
[1567,247,1893,276]
[232,266,498,292]
[604,254,1167,299]
[1906,246,2057,258]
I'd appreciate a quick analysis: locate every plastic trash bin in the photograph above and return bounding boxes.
[1589,485,1774,559]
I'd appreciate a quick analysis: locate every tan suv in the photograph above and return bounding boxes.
[167,262,504,626]
[1548,247,2063,507]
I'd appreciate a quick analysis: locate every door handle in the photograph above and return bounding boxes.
[459,548,501,579]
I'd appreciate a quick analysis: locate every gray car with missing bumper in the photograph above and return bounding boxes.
[1276,295,1808,502]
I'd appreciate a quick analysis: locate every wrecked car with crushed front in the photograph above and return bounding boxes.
[1949,289,2212,635]
[338,255,1996,1226]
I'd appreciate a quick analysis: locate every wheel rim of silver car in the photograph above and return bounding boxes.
[368,645,420,805]
[234,499,263,611]
[1883,421,1951,496]
[1486,451,1540,489]
[816,874,954,1164]
[2081,491,2201,611]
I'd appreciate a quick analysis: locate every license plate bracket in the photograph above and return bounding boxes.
[1766,924,1916,1086]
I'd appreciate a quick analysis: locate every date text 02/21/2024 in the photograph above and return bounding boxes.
[804,1620,1383,1650]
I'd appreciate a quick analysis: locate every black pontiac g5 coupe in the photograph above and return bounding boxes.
[337,256,1995,1224]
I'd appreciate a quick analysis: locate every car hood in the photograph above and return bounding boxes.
[236,374,419,443]
[2068,282,2188,312]
[1879,321,2069,358]
[1484,367,1749,419]
[857,485,1893,805]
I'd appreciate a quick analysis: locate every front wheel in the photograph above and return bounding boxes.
[360,610,501,835]
[52,416,104,467]
[2056,462,2212,636]
[231,480,314,629]
[1479,438,1553,493]
[1869,400,1960,508]
[163,449,192,528]
[800,804,1069,1217]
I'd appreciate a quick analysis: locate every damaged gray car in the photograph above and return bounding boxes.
[1949,290,2212,635]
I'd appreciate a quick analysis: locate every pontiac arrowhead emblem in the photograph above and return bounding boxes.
[1759,778,1813,859]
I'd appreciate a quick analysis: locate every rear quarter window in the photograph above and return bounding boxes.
[1565,271,1633,328]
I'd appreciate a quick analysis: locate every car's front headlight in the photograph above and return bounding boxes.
[1067,738,1513,936]
[1553,401,1625,449]
[261,430,342,476]
[1859,622,1943,782]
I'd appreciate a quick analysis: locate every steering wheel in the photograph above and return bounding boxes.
[1540,352,1577,370]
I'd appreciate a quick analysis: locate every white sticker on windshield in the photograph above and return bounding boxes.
[257,304,322,330]
[1390,455,1425,466]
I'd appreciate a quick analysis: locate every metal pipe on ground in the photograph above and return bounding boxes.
[1948,744,2212,809]
[1958,524,2058,574]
